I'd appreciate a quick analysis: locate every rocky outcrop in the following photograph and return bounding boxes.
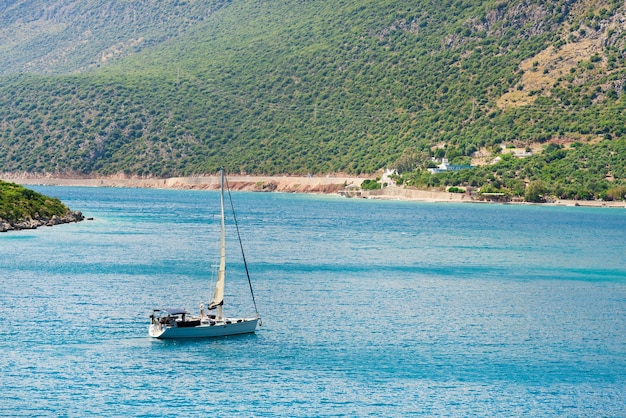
[0,210,84,232]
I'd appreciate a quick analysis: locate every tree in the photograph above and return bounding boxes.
[525,180,547,202]
[392,149,430,174]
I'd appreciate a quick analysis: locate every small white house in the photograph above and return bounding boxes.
[380,169,397,187]
[427,158,473,174]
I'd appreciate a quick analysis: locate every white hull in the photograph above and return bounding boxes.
[149,317,258,339]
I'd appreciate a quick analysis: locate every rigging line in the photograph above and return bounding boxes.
[224,172,260,319]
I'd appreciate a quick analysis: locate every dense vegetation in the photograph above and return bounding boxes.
[0,0,229,75]
[400,139,626,202]
[0,180,68,221]
[0,0,625,200]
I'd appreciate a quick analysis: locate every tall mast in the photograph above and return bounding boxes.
[209,168,226,319]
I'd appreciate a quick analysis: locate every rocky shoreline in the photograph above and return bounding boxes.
[0,210,85,232]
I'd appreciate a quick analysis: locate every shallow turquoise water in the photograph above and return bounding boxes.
[1,187,625,416]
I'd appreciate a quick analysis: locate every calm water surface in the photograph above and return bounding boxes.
[1,186,625,416]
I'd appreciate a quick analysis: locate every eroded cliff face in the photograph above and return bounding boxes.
[181,180,346,194]
[2,173,360,195]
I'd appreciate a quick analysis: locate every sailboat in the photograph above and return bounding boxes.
[149,168,261,339]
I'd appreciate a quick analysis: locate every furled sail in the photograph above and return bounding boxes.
[209,170,226,310]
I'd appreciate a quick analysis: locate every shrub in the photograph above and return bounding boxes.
[361,179,381,190]
[525,180,547,202]
[601,186,626,201]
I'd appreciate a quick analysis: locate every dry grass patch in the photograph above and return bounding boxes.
[497,39,603,109]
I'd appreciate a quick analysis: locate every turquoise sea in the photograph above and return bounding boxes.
[1,186,625,416]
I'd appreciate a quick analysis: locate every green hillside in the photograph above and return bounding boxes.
[0,0,229,75]
[0,0,625,200]
[0,180,83,232]
[0,180,66,221]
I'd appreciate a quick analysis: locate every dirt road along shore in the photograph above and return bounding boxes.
[4,174,625,208]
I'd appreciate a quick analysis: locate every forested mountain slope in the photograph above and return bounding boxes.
[0,0,229,75]
[0,0,625,199]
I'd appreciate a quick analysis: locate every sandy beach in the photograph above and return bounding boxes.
[3,173,625,208]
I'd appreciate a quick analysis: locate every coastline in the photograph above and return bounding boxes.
[360,187,626,208]
[3,174,360,194]
[3,174,625,208]
[0,210,84,232]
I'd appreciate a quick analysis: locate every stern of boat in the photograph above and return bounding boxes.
[149,322,166,338]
